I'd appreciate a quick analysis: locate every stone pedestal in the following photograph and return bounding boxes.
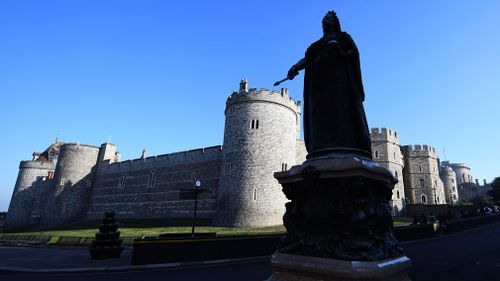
[267,253,411,281]
[268,157,411,280]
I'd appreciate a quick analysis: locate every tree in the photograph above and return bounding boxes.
[487,177,500,203]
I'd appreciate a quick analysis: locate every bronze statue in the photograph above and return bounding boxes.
[282,11,372,160]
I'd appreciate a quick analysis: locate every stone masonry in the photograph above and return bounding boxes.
[370,128,405,215]
[5,80,484,230]
[402,145,446,205]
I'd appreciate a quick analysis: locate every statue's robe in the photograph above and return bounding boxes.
[303,32,372,160]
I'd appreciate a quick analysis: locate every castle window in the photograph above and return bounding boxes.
[149,172,156,187]
[282,163,289,171]
[374,150,378,158]
[119,176,126,187]
[453,194,456,200]
[224,162,232,174]
[451,179,454,183]
[396,190,400,199]
[452,186,455,192]
[395,171,398,179]
[434,180,437,188]
[393,152,396,160]
[419,165,423,172]
[419,179,425,188]
[250,119,260,130]
[253,188,257,201]
[462,174,465,182]
[421,195,426,203]
[437,197,440,203]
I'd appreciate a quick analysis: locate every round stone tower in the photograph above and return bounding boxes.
[370,128,405,215]
[42,143,100,226]
[5,160,56,229]
[214,80,302,227]
[440,165,459,205]
[441,161,473,186]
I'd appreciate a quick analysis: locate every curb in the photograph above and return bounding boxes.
[0,255,271,275]
[400,221,500,247]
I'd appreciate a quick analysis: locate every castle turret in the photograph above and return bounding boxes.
[440,165,459,204]
[370,128,405,214]
[42,143,100,227]
[5,160,56,230]
[401,145,446,205]
[441,161,473,186]
[214,80,302,227]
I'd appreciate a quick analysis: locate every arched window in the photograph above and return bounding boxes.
[421,195,427,203]
[375,150,379,158]
[419,165,423,172]
[251,120,255,129]
[419,179,425,188]
[256,120,259,129]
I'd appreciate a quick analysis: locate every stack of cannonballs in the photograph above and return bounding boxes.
[89,211,124,259]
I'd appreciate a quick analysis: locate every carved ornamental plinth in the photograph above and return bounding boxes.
[267,157,411,281]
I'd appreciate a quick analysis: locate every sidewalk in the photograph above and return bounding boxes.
[0,246,131,272]
[0,246,270,274]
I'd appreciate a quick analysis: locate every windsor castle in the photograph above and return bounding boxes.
[4,80,491,230]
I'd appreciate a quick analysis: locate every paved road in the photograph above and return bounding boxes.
[2,224,499,281]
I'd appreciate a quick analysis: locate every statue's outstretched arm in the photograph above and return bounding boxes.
[287,58,306,80]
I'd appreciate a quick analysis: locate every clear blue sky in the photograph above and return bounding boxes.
[1,1,499,211]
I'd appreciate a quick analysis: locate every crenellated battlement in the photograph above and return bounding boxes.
[401,144,438,158]
[226,80,301,114]
[99,145,223,174]
[370,127,400,143]
[19,160,56,170]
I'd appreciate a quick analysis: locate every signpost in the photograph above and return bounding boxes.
[178,180,206,238]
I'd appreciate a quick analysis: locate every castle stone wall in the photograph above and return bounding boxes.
[86,146,222,220]
[41,144,100,227]
[440,166,459,204]
[442,161,473,186]
[215,82,301,227]
[370,128,405,214]
[402,145,446,205]
[5,161,56,230]
[296,139,307,164]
